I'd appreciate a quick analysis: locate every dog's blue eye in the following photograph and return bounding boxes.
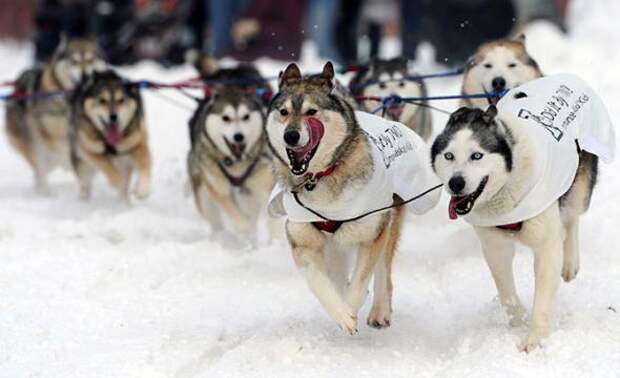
[484,63,492,69]
[471,152,484,160]
[444,152,454,161]
[508,63,517,68]
[222,115,231,122]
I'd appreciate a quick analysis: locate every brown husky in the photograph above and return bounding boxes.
[461,35,543,109]
[71,70,151,200]
[5,37,105,192]
[266,62,440,332]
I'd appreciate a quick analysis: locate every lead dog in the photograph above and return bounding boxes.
[71,70,151,200]
[267,62,440,332]
[5,37,105,192]
[350,58,433,140]
[431,74,614,351]
[461,35,543,109]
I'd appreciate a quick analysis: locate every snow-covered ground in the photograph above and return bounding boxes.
[1,1,619,377]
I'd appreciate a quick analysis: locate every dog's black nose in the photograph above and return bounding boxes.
[448,176,466,194]
[492,77,506,91]
[109,113,118,123]
[233,132,245,143]
[284,129,300,146]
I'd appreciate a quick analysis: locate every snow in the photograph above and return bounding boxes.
[1,1,619,376]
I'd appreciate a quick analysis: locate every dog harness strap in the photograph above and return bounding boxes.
[312,221,343,233]
[313,165,337,180]
[217,155,261,187]
[496,222,523,231]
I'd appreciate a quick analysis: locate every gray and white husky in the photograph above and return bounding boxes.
[461,35,543,109]
[350,58,433,140]
[5,37,106,192]
[431,100,604,352]
[187,91,275,239]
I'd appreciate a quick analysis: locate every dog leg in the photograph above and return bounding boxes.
[561,219,580,282]
[73,157,96,200]
[205,183,252,233]
[368,209,402,328]
[288,223,357,334]
[130,142,151,199]
[345,219,390,314]
[84,153,126,193]
[521,221,563,352]
[193,183,224,233]
[476,228,527,327]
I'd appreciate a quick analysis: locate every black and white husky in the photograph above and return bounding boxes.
[431,74,615,352]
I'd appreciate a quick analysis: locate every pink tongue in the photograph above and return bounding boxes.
[105,124,122,146]
[386,107,403,120]
[293,117,325,160]
[448,197,460,220]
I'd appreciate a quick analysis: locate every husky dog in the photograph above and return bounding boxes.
[187,90,275,237]
[71,70,151,200]
[461,35,543,109]
[350,58,432,140]
[431,74,614,351]
[266,62,440,332]
[5,37,106,192]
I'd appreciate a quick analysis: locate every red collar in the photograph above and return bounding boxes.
[311,165,337,180]
[496,222,523,231]
[312,221,342,233]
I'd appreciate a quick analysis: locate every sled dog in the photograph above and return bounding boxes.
[461,35,543,110]
[5,37,105,192]
[71,70,151,200]
[431,74,614,351]
[350,58,433,140]
[267,62,441,333]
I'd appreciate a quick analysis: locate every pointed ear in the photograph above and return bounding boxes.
[196,54,219,77]
[279,63,302,89]
[320,61,335,82]
[57,33,68,53]
[483,105,498,123]
[515,33,526,44]
[465,54,479,71]
[448,107,472,124]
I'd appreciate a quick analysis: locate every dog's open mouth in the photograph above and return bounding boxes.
[448,176,488,220]
[225,139,246,160]
[100,117,122,146]
[385,105,403,121]
[286,117,325,175]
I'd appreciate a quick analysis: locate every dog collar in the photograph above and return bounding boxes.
[299,164,337,191]
[496,222,523,232]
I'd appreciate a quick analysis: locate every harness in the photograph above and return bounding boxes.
[287,163,442,233]
[496,222,523,232]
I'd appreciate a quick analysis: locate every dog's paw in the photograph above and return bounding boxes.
[519,327,549,353]
[561,260,579,282]
[333,307,358,335]
[367,305,392,329]
[507,305,528,328]
[133,180,150,200]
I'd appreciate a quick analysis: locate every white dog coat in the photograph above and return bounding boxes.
[465,73,615,227]
[268,111,441,223]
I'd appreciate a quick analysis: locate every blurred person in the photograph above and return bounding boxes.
[226,0,306,61]
[305,0,341,63]
[34,0,92,62]
[512,0,569,32]
[427,0,516,66]
[206,0,250,56]
[400,0,430,61]
[335,0,399,64]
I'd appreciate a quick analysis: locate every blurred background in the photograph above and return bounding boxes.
[0,0,569,67]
